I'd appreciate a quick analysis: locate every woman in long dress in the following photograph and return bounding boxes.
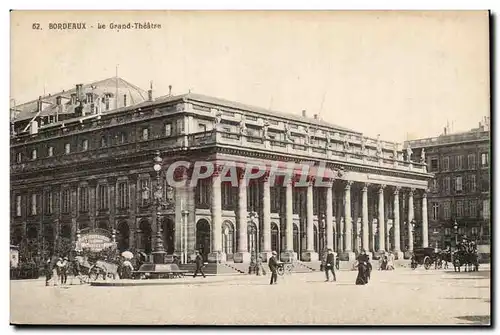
[356,250,371,285]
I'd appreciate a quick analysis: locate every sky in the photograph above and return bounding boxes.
[10,10,490,143]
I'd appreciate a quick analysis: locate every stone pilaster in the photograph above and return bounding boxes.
[235,172,250,263]
[208,167,225,263]
[393,187,403,259]
[260,175,272,261]
[325,182,334,251]
[361,183,371,259]
[422,190,429,248]
[302,180,318,262]
[281,180,295,262]
[377,184,386,253]
[408,188,415,252]
[340,181,355,261]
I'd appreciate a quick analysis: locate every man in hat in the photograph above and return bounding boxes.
[268,251,279,285]
[44,258,53,286]
[324,249,336,282]
[193,250,206,278]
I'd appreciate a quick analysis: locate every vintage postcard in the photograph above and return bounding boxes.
[9,10,491,325]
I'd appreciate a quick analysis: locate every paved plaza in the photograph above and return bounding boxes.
[10,267,490,325]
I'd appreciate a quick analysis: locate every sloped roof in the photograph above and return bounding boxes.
[158,92,359,134]
[11,77,148,122]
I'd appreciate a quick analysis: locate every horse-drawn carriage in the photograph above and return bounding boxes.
[410,247,440,270]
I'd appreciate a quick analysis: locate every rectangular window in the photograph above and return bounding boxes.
[79,186,89,212]
[198,123,207,133]
[464,200,469,217]
[82,139,89,151]
[62,189,71,213]
[471,227,479,236]
[443,157,450,171]
[430,158,439,172]
[98,184,109,210]
[481,153,489,167]
[16,152,22,163]
[482,200,490,219]
[444,228,451,236]
[30,193,37,215]
[48,147,54,157]
[432,203,439,220]
[177,118,185,134]
[165,123,172,137]
[455,155,463,170]
[65,143,71,154]
[15,195,21,217]
[140,179,150,207]
[142,128,149,141]
[196,178,209,205]
[468,154,476,169]
[456,201,463,217]
[470,200,477,218]
[470,175,477,192]
[443,201,451,219]
[44,192,53,215]
[31,149,37,160]
[431,179,439,193]
[118,182,129,209]
[442,177,451,194]
[455,176,463,192]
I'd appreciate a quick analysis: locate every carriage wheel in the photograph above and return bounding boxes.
[277,266,285,276]
[423,256,432,270]
[284,264,293,275]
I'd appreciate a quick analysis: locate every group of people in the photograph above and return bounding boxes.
[45,256,79,286]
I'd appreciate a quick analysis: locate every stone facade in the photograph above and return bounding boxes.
[10,79,433,263]
[405,118,491,250]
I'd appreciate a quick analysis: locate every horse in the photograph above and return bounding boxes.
[452,250,479,272]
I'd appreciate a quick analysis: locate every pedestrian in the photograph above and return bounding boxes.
[61,257,69,284]
[268,251,278,285]
[193,251,206,278]
[44,258,53,286]
[324,249,337,282]
[335,255,340,270]
[355,250,371,285]
[256,255,266,276]
[55,257,65,285]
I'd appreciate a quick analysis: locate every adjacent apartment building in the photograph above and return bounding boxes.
[405,118,491,252]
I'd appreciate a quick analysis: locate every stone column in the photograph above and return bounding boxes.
[422,190,429,247]
[281,180,295,262]
[260,175,272,261]
[325,182,334,251]
[341,181,355,261]
[209,168,225,263]
[302,180,318,262]
[408,188,415,252]
[361,183,372,259]
[235,173,250,263]
[378,184,386,252]
[393,187,403,259]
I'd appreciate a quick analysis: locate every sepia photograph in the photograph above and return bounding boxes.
[9,9,491,326]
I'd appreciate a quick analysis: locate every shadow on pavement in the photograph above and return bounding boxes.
[455,315,491,325]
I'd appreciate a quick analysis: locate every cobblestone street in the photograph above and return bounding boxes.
[10,266,490,325]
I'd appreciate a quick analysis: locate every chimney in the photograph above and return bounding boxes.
[70,93,77,105]
[148,81,153,101]
[123,94,127,107]
[37,96,42,111]
[313,114,318,120]
[444,127,447,135]
[76,84,83,100]
[302,110,306,117]
[29,120,39,135]
[169,85,172,96]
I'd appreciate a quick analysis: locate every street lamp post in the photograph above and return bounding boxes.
[248,211,258,273]
[453,220,458,247]
[152,151,167,264]
[181,204,189,264]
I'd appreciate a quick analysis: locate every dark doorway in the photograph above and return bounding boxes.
[293,224,299,254]
[162,217,175,254]
[139,220,152,254]
[196,219,211,260]
[271,222,279,254]
[117,221,130,252]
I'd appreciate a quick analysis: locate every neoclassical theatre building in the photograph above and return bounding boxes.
[10,77,433,263]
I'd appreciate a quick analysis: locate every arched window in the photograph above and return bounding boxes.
[142,128,149,141]
[31,149,37,160]
[222,221,234,258]
[64,143,71,154]
[48,146,54,157]
[82,139,89,151]
[271,222,279,253]
[100,136,107,148]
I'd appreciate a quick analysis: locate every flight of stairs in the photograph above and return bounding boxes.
[178,263,245,275]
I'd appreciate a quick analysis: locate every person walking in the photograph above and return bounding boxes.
[268,251,279,285]
[324,249,337,282]
[44,258,53,286]
[355,250,371,285]
[193,251,206,278]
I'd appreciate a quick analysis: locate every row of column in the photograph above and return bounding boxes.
[209,173,429,261]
